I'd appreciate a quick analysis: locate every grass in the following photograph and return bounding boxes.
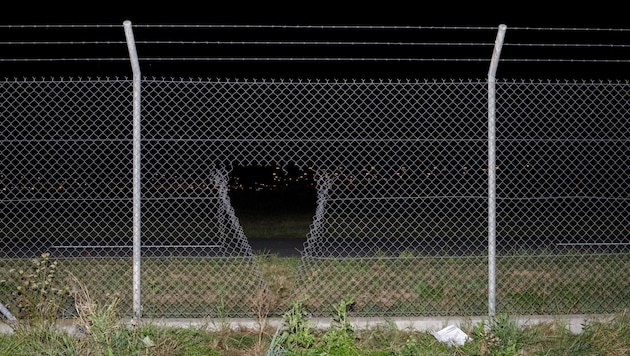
[231,190,316,240]
[237,210,314,239]
[1,253,630,354]
[1,251,629,319]
[1,304,630,355]
[2,192,629,353]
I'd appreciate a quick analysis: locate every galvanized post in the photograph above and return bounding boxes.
[487,24,507,318]
[123,20,142,325]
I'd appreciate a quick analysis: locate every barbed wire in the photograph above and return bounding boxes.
[0,24,120,29]
[1,24,630,65]
[0,40,491,47]
[2,57,630,63]
[0,57,489,63]
[509,26,630,32]
[0,41,126,45]
[2,40,630,49]
[1,24,630,31]
[0,58,127,62]
[0,24,495,30]
[134,40,490,46]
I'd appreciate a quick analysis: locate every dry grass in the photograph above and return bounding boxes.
[1,252,629,320]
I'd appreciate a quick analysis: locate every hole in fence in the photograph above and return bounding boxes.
[228,164,317,257]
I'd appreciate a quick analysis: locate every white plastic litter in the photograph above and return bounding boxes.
[0,301,16,323]
[431,325,472,346]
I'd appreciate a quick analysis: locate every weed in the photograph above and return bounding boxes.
[70,272,146,355]
[321,296,360,355]
[329,295,354,332]
[213,283,231,332]
[278,296,316,350]
[472,313,521,355]
[5,252,72,331]
[250,283,274,352]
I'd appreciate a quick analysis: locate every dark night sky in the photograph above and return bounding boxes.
[3,2,627,27]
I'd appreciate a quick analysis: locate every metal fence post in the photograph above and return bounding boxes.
[123,20,143,324]
[487,24,507,318]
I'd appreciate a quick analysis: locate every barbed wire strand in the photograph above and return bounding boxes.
[1,24,630,31]
[0,40,490,46]
[2,57,630,63]
[2,25,630,64]
[2,40,630,49]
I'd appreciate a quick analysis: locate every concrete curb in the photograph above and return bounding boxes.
[1,314,613,335]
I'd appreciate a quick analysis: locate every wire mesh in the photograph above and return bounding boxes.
[1,76,629,319]
[1,79,136,316]
[494,80,630,315]
[142,78,492,317]
[140,168,266,318]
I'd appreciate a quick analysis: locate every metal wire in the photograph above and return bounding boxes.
[1,24,629,320]
[2,24,630,65]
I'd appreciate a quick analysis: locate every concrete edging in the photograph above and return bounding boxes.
[1,314,612,335]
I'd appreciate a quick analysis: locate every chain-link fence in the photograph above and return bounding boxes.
[1,23,630,321]
[494,80,630,315]
[2,76,628,319]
